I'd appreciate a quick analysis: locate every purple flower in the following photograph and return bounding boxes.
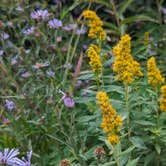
[0,148,20,165]
[6,21,13,27]
[62,93,75,108]
[15,6,24,12]
[56,36,62,42]
[31,9,49,20]
[0,33,9,40]
[63,63,73,69]
[25,49,31,54]
[33,61,49,69]
[21,71,31,78]
[62,24,77,31]
[48,18,62,29]
[46,69,55,77]
[75,28,86,35]
[11,57,18,65]
[14,151,32,166]
[23,26,35,35]
[3,118,10,124]
[0,50,4,56]
[5,100,15,111]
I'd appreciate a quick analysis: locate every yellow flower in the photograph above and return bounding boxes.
[113,34,143,84]
[87,44,102,75]
[160,85,166,112]
[83,10,106,41]
[96,91,122,144]
[147,57,164,87]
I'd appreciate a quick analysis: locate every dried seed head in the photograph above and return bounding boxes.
[59,159,70,166]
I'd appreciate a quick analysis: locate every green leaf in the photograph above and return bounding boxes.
[102,161,116,166]
[130,137,147,149]
[118,146,135,156]
[126,157,139,166]
[121,15,158,25]
[155,144,161,154]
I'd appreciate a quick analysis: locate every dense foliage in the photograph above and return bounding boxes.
[0,0,166,165]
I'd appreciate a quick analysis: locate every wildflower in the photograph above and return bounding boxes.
[33,61,49,69]
[87,44,102,75]
[0,148,20,165]
[59,159,70,166]
[82,10,106,40]
[113,34,143,84]
[6,21,13,27]
[0,50,4,56]
[31,9,49,20]
[5,99,15,111]
[63,63,73,69]
[62,24,77,31]
[160,85,166,112]
[46,69,55,77]
[14,150,32,166]
[3,118,10,124]
[75,28,86,35]
[94,146,105,160]
[21,71,31,78]
[15,6,24,12]
[23,26,35,35]
[0,32,9,40]
[56,36,62,42]
[11,57,18,65]
[48,18,62,29]
[62,92,75,108]
[96,91,122,144]
[147,57,164,87]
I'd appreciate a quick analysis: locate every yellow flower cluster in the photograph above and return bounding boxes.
[96,91,122,144]
[87,44,102,75]
[83,10,106,41]
[113,34,143,84]
[160,85,166,112]
[147,57,164,87]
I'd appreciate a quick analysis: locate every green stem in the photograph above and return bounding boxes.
[124,83,130,142]
[62,31,75,88]
[113,145,120,166]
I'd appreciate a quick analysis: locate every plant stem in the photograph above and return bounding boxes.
[124,83,131,142]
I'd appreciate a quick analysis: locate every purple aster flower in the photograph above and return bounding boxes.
[62,24,77,31]
[62,93,75,108]
[25,49,31,54]
[48,18,62,29]
[63,63,73,69]
[21,71,31,78]
[11,57,18,65]
[14,150,32,166]
[3,118,10,124]
[33,61,49,69]
[6,21,13,27]
[75,28,86,35]
[31,9,49,20]
[5,99,15,111]
[0,50,4,56]
[46,69,55,77]
[0,33,9,40]
[15,6,24,12]
[0,148,20,165]
[56,36,62,42]
[23,26,35,35]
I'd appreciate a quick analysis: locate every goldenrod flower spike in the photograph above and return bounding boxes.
[83,10,106,41]
[147,57,164,87]
[87,44,102,75]
[113,34,143,84]
[96,91,122,144]
[160,85,166,112]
